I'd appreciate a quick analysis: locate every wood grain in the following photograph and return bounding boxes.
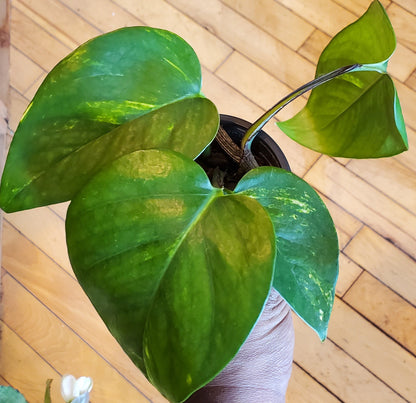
[287,364,340,403]
[293,314,405,402]
[222,0,315,50]
[10,7,71,71]
[0,320,63,403]
[305,156,416,260]
[344,271,416,355]
[3,1,416,402]
[329,297,416,402]
[113,0,232,72]
[2,274,162,402]
[344,226,416,305]
[167,0,316,89]
[1,220,167,402]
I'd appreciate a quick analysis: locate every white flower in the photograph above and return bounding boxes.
[61,375,93,403]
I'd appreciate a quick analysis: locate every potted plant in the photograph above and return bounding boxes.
[0,1,408,402]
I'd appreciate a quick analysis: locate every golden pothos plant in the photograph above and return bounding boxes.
[0,1,407,402]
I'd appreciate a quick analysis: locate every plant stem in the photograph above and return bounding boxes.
[240,64,361,152]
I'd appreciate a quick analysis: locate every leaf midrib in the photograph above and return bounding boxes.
[7,94,204,206]
[312,72,386,131]
[78,190,221,271]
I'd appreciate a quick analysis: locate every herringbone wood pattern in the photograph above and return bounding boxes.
[1,1,416,402]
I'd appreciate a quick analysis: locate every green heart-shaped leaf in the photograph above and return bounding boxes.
[66,149,275,402]
[0,27,218,212]
[235,168,339,340]
[277,0,408,158]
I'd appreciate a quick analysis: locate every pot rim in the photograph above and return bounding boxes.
[220,114,291,172]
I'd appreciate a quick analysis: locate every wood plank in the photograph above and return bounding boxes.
[389,43,416,82]
[287,363,340,403]
[0,376,10,386]
[393,0,416,14]
[2,274,161,402]
[1,220,165,402]
[17,0,100,45]
[344,271,416,356]
[49,201,70,220]
[167,0,316,89]
[393,126,416,173]
[336,253,363,297]
[405,68,416,91]
[387,3,416,53]
[329,297,416,402]
[8,87,28,132]
[333,0,391,16]
[344,226,416,305]
[334,229,350,252]
[0,321,62,403]
[4,207,73,276]
[221,0,314,50]
[9,46,43,95]
[5,2,416,402]
[23,71,47,100]
[13,0,78,49]
[215,51,307,120]
[202,67,264,124]
[304,156,416,260]
[292,314,404,402]
[59,0,144,33]
[112,0,232,72]
[346,157,416,213]
[276,0,356,36]
[317,191,362,249]
[297,29,331,65]
[11,7,71,72]
[395,79,416,131]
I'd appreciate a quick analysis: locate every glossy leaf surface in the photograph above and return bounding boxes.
[277,0,408,158]
[0,27,218,212]
[66,150,275,402]
[235,168,339,340]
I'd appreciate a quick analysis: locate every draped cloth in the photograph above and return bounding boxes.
[186,288,294,403]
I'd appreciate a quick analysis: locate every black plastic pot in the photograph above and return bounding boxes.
[196,114,290,190]
[220,114,290,171]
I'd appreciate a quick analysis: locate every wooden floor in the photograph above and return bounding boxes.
[1,0,416,401]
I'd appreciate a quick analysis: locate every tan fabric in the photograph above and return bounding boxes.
[186,288,294,402]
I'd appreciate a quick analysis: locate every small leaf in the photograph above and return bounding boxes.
[0,27,218,212]
[0,386,28,403]
[235,167,339,340]
[277,0,408,158]
[44,379,52,403]
[66,149,275,402]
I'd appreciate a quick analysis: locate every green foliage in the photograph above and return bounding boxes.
[278,0,408,157]
[236,168,338,340]
[0,386,28,403]
[66,150,275,402]
[0,27,218,212]
[44,379,52,403]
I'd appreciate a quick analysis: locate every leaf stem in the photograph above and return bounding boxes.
[241,64,361,152]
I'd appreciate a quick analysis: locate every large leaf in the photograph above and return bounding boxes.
[66,149,275,403]
[277,0,408,158]
[235,167,339,340]
[0,27,218,212]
